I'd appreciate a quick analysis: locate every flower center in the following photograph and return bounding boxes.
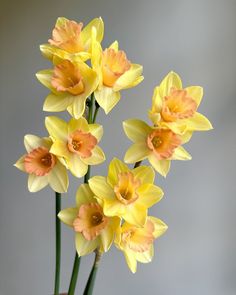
[73,203,108,241]
[114,172,140,205]
[51,60,85,95]
[48,19,85,53]
[67,130,97,158]
[102,48,131,87]
[24,147,56,176]
[121,220,155,253]
[147,129,181,160]
[161,87,197,122]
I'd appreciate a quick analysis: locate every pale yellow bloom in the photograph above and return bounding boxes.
[45,116,105,178]
[36,59,98,119]
[149,71,213,134]
[91,29,144,114]
[123,119,192,177]
[14,135,68,193]
[115,217,167,273]
[40,17,104,62]
[89,158,163,226]
[58,184,120,256]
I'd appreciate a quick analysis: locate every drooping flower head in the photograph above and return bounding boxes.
[123,119,192,176]
[14,135,68,193]
[115,217,167,273]
[89,158,163,226]
[45,116,105,178]
[149,72,213,134]
[91,29,144,114]
[40,17,104,62]
[36,59,98,119]
[58,184,120,256]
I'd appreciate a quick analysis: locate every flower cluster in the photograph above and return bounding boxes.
[15,16,212,276]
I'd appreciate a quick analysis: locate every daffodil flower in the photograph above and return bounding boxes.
[115,217,167,273]
[45,116,105,178]
[14,135,68,193]
[89,158,163,226]
[123,119,192,177]
[40,17,104,62]
[58,184,120,256]
[149,71,213,134]
[91,29,144,114]
[36,59,98,119]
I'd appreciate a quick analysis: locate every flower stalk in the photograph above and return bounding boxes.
[83,250,102,295]
[54,192,61,295]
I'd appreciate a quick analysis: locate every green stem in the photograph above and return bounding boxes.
[54,192,61,295]
[67,93,95,295]
[68,253,81,295]
[92,102,100,123]
[83,250,102,295]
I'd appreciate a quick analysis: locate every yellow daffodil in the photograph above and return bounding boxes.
[123,119,192,177]
[14,135,68,193]
[89,158,163,226]
[45,116,105,178]
[58,184,120,256]
[115,217,167,273]
[149,71,213,134]
[40,17,104,62]
[36,59,98,119]
[91,29,144,114]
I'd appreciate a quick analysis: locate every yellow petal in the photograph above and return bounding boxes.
[103,199,125,217]
[50,140,71,159]
[181,131,193,144]
[76,183,95,207]
[45,116,68,141]
[137,184,163,207]
[24,135,50,152]
[81,17,104,47]
[88,176,114,200]
[185,86,203,107]
[82,146,105,165]
[100,217,120,252]
[94,86,120,114]
[135,244,154,263]
[148,154,170,177]
[14,155,26,172]
[67,155,88,178]
[124,249,137,273]
[67,96,87,119]
[88,124,103,142]
[107,158,129,186]
[183,112,213,131]
[28,174,48,192]
[58,207,78,227]
[124,142,150,164]
[48,161,69,193]
[68,117,89,134]
[109,40,119,51]
[123,203,147,226]
[151,86,163,113]
[148,217,168,238]
[75,233,99,256]
[159,71,182,97]
[132,166,155,185]
[172,146,192,160]
[114,64,144,91]
[123,119,152,142]
[43,93,72,112]
[36,69,54,92]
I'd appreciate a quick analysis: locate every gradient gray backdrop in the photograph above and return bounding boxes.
[1,0,236,294]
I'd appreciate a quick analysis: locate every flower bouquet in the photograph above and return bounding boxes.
[14,16,212,295]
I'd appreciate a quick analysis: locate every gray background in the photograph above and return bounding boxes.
[1,0,236,294]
